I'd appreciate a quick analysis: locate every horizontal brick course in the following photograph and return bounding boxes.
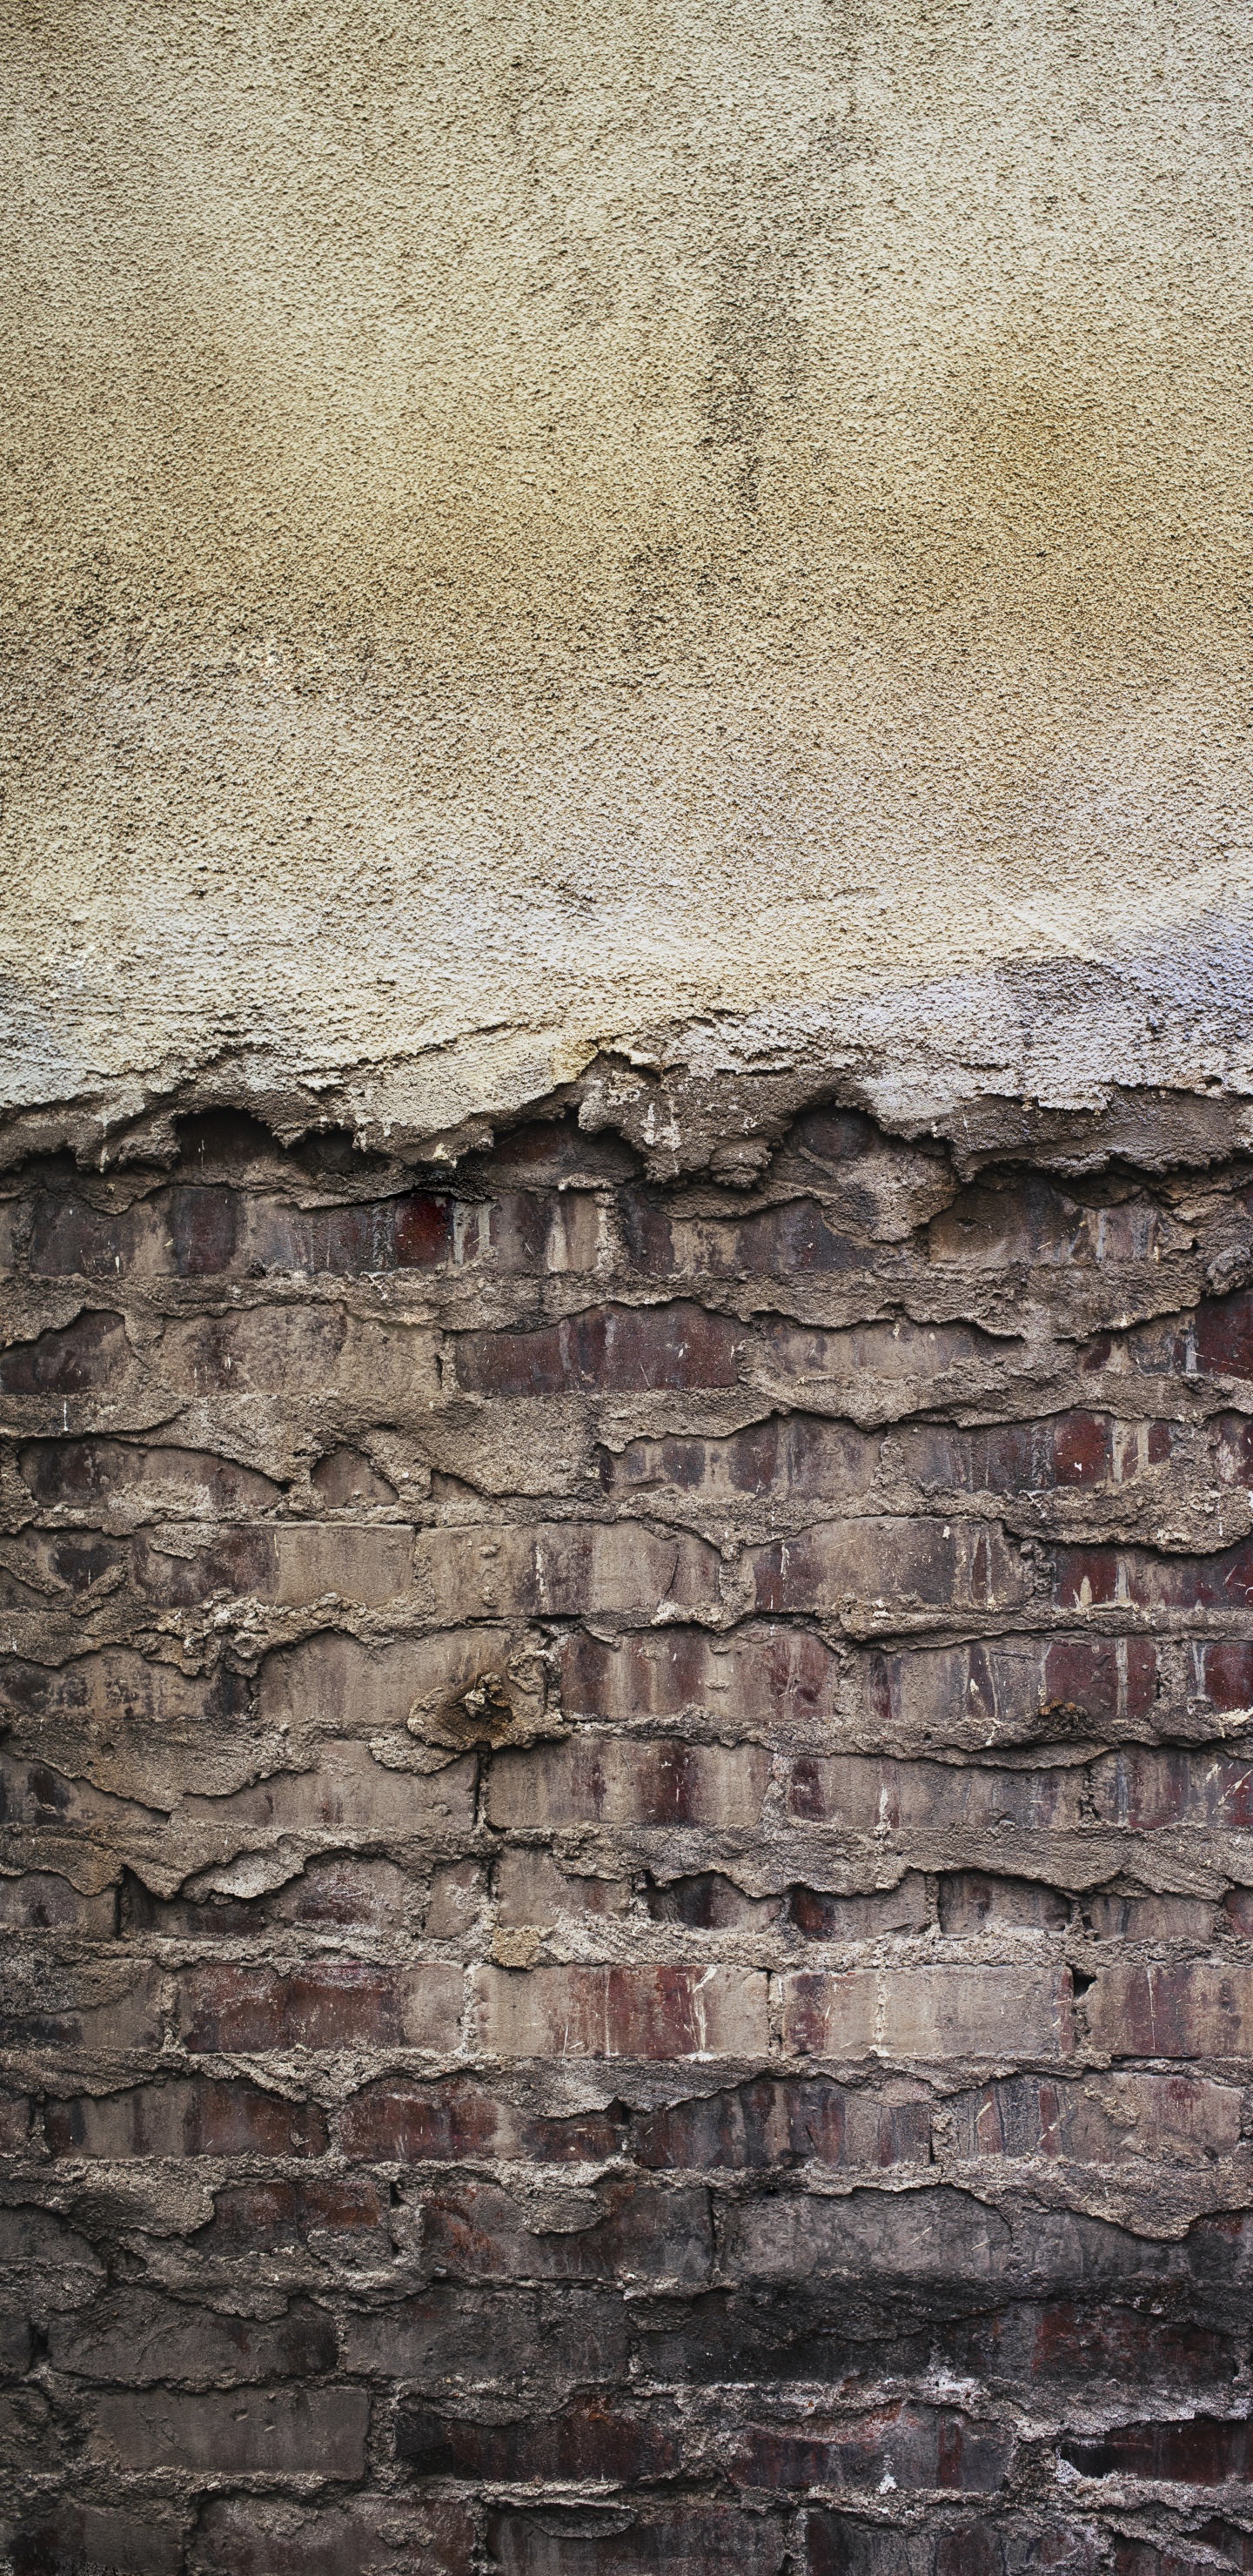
[782,1967,1074,2062]
[456,1301,746,1394]
[486,1735,769,1828]
[178,1962,464,2053]
[471,1963,769,2058]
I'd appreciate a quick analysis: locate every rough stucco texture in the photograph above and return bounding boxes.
[3,0,1253,1155]
[3,1105,1253,2570]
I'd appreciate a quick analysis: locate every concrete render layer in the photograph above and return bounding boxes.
[3,0,1253,1163]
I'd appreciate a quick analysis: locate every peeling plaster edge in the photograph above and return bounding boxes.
[3,930,1253,1182]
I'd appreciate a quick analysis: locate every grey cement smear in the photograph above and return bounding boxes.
[2,0,1252,1157]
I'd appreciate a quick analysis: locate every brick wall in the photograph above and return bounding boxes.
[2,1103,1252,2576]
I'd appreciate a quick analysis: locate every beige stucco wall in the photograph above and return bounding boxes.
[3,0,1251,1156]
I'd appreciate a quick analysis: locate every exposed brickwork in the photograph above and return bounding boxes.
[2,1106,1253,2573]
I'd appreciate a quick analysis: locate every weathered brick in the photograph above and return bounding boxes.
[178,1961,463,2052]
[1053,1535,1253,1613]
[1062,2414,1253,2485]
[787,1755,1084,1833]
[396,2392,680,2483]
[633,2078,931,2172]
[471,1963,768,2058]
[338,2284,628,2385]
[417,1519,720,1620]
[937,2300,1237,2390]
[787,1879,931,1935]
[178,1740,478,1851]
[487,1734,768,1828]
[938,1874,1069,1932]
[872,1635,1159,1745]
[416,2178,714,2287]
[559,1625,840,1732]
[0,1960,163,2053]
[18,1435,284,1519]
[782,1967,1073,2062]
[194,2495,476,2576]
[49,2286,338,2381]
[484,2504,789,2576]
[89,2384,369,2473]
[0,1309,128,1393]
[46,2077,329,2158]
[204,2176,388,2249]
[647,1868,779,1929]
[455,1301,745,1394]
[131,1521,413,1607]
[1082,1889,1214,1939]
[1,2503,184,2576]
[498,1846,632,1923]
[340,2076,626,2164]
[948,2071,1244,2162]
[1091,1746,1253,1828]
[1087,1962,1253,2058]
[159,1306,435,1400]
[763,1316,1017,1412]
[0,1871,116,1931]
[733,2404,1012,2492]
[751,1518,1031,1616]
[312,1443,399,1505]
[722,2184,1010,2293]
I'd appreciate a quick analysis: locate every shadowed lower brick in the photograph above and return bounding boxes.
[193,2496,476,2576]
[1062,2415,1253,2485]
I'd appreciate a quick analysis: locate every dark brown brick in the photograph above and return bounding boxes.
[3,2503,183,2576]
[194,2496,476,2576]
[417,2178,714,2287]
[455,1300,745,1393]
[1062,2415,1253,2484]
[204,2176,387,2248]
[484,2505,789,2576]
[633,2078,931,2171]
[89,2384,369,2473]
[396,2392,680,2482]
[18,1436,283,1516]
[49,2287,337,2382]
[0,1310,127,1393]
[733,2404,1012,2492]
[559,1624,840,1732]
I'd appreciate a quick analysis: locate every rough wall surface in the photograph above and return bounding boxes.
[3,0,1253,1160]
[3,1101,1253,2572]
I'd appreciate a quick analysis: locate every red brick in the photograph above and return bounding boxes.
[418,2178,713,2287]
[471,1962,768,2058]
[1053,1536,1253,1612]
[733,2404,1012,2492]
[178,1961,463,2052]
[606,1415,877,1502]
[396,2392,680,2482]
[195,2496,475,2576]
[1091,1747,1253,1827]
[633,2078,931,2172]
[751,1518,1031,1616]
[455,1300,745,1394]
[47,2077,328,2158]
[782,1966,1074,2062]
[487,1735,768,1828]
[340,2076,626,2164]
[560,1625,839,1732]
[948,2071,1243,2162]
[938,2300,1236,2390]
[0,1309,127,1393]
[90,2384,369,2473]
[1062,2414,1253,2485]
[1193,1290,1253,1378]
[1202,1641,1253,1711]
[1087,1962,1253,2058]
[418,1519,720,1620]
[786,1754,1083,1832]
[484,2504,789,2576]
[870,1635,1159,1742]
